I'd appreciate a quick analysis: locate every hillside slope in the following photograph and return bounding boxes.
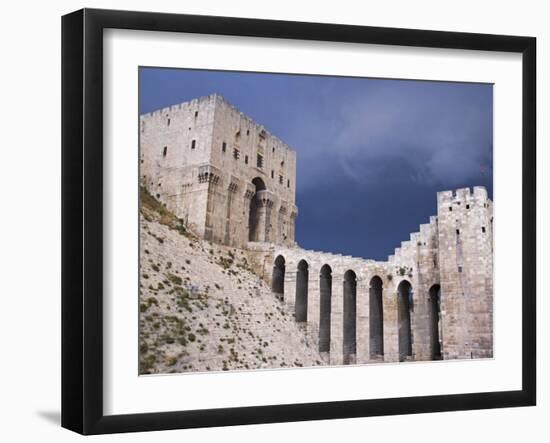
[139,192,324,374]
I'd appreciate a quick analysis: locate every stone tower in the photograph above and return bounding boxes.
[140,94,298,248]
[436,187,494,359]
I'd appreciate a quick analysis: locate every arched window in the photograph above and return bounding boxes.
[397,280,413,361]
[343,270,357,364]
[272,255,285,301]
[369,276,384,358]
[319,265,332,353]
[248,177,266,241]
[295,260,309,322]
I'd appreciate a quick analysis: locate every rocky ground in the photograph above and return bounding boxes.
[139,189,324,374]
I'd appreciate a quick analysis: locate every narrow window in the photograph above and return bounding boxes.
[245,155,249,164]
[271,170,274,179]
[257,154,264,169]
[456,229,460,235]
[458,266,463,273]
[167,118,170,126]
[281,160,285,167]
[194,111,198,118]
[222,142,226,153]
[272,147,275,153]
[233,148,240,160]
[449,207,453,212]
[191,140,196,150]
[162,146,167,157]
[287,179,290,188]
[246,129,250,136]
[279,175,283,184]
[482,227,486,233]
[466,204,470,209]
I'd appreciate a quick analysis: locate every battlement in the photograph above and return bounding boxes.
[140,94,296,157]
[437,186,489,205]
[140,93,217,120]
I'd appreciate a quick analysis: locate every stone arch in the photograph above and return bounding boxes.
[319,264,332,353]
[295,259,309,322]
[429,284,442,360]
[343,269,357,364]
[397,280,413,361]
[369,276,384,359]
[272,255,285,301]
[248,177,267,241]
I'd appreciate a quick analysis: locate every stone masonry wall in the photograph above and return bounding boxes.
[140,94,297,248]
[140,94,493,366]
[248,186,493,366]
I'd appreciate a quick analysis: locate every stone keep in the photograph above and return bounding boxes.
[140,94,297,248]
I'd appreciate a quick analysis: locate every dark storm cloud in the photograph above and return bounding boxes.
[140,68,492,260]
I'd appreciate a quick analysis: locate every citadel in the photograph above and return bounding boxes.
[140,93,493,365]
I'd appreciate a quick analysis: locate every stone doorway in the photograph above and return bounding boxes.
[248,177,266,242]
[397,280,413,361]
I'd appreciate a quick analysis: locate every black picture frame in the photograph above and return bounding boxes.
[61,8,536,435]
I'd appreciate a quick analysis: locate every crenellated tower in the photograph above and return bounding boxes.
[436,187,493,359]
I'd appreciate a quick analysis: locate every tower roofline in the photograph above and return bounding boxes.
[140,93,297,154]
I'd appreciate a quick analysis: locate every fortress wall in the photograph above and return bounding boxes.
[140,95,493,365]
[250,185,492,366]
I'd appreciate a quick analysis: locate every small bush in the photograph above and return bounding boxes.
[167,273,182,286]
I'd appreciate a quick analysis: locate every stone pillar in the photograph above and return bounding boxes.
[356,277,369,364]
[224,181,238,245]
[330,272,344,365]
[284,267,297,317]
[277,204,288,246]
[383,283,400,363]
[251,190,275,243]
[307,265,321,352]
[411,282,432,361]
[289,207,298,245]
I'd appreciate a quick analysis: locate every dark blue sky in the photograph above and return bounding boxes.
[139,67,493,260]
